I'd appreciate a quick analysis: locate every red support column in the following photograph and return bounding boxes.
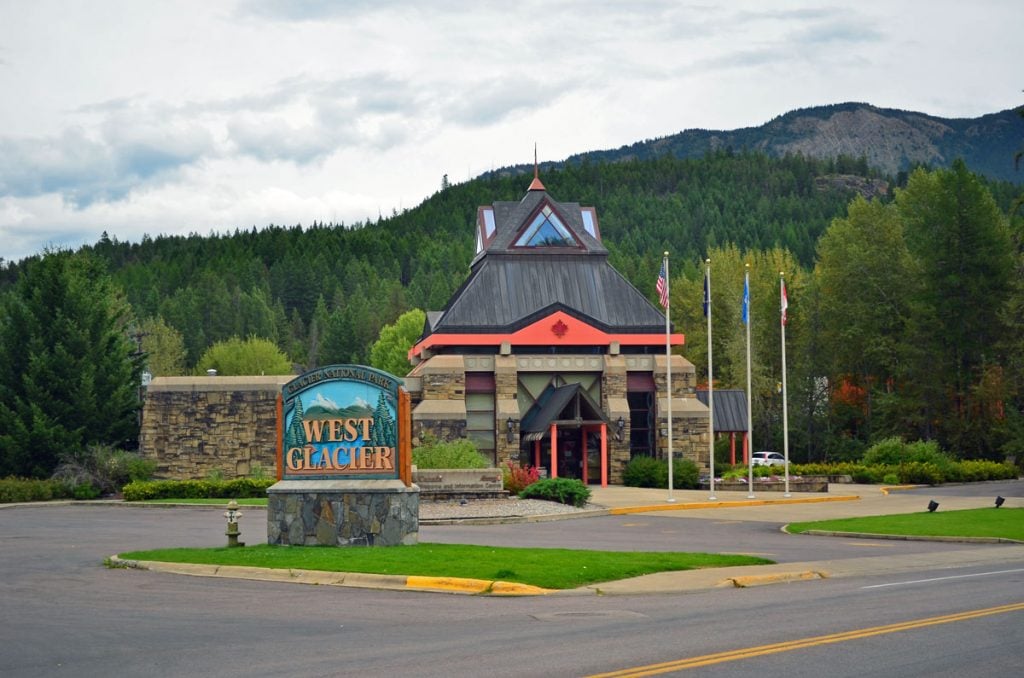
[581,427,588,485]
[730,432,736,466]
[550,424,558,478]
[534,439,540,470]
[743,433,749,465]
[600,423,608,487]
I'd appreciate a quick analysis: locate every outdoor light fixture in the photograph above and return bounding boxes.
[927,500,939,513]
[506,418,517,443]
[616,416,626,442]
[995,496,1005,508]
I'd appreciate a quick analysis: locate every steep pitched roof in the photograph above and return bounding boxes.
[425,188,666,336]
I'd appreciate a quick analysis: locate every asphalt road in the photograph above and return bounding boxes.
[1,492,1022,677]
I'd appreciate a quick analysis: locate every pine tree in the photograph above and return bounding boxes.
[0,251,142,477]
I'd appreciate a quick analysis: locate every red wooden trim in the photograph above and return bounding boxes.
[411,310,684,357]
[600,423,608,487]
[581,427,587,485]
[550,424,558,478]
[275,393,284,481]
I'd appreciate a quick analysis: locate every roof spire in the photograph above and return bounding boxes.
[528,142,546,191]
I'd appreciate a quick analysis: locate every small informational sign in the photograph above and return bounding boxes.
[279,365,406,481]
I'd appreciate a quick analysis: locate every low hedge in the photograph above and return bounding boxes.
[0,477,76,503]
[122,478,277,501]
[788,460,1017,485]
[622,457,700,489]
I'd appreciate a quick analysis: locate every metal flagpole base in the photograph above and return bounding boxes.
[747,493,755,499]
[666,497,677,503]
[708,494,717,501]
[783,493,792,498]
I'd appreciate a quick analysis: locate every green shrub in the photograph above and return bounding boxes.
[862,437,905,466]
[622,456,665,488]
[622,457,700,489]
[72,483,101,500]
[673,459,700,489]
[412,435,489,469]
[897,461,944,485]
[882,473,900,485]
[51,445,157,495]
[0,477,74,503]
[122,478,276,501]
[519,477,591,507]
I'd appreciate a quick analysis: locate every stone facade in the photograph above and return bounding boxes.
[139,376,290,479]
[267,480,419,546]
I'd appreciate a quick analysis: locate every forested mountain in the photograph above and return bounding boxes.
[496,103,1024,185]
[2,125,1023,469]
[0,151,896,369]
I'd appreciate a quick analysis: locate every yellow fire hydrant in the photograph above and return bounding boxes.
[224,499,244,548]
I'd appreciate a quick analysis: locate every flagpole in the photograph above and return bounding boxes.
[781,272,791,497]
[744,263,755,499]
[664,252,675,503]
[706,259,716,501]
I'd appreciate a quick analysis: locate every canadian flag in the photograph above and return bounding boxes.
[781,279,789,326]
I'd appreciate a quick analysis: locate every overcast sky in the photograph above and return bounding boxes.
[1,1,1021,263]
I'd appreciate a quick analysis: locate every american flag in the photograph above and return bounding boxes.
[656,260,669,308]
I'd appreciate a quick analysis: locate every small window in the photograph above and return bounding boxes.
[514,204,577,248]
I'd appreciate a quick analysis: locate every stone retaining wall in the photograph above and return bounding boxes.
[139,376,290,479]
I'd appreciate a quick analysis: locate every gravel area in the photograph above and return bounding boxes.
[419,497,604,522]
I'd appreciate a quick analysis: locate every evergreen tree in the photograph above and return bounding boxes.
[0,251,142,477]
[898,162,1015,456]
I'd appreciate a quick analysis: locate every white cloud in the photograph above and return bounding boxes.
[0,0,1021,262]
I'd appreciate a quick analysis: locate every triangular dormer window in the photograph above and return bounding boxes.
[514,203,579,248]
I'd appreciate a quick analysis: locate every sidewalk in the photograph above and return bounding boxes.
[586,482,1017,523]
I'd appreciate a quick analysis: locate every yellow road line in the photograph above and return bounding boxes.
[587,601,1024,677]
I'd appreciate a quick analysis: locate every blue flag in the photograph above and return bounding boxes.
[702,273,710,317]
[742,276,749,325]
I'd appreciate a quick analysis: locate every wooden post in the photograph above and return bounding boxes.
[399,388,412,487]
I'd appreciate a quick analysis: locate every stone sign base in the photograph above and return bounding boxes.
[267,479,419,547]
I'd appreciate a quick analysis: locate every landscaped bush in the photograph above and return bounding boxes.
[897,461,943,485]
[412,434,489,469]
[519,477,591,507]
[622,456,664,488]
[623,457,701,489]
[0,477,75,503]
[862,437,905,466]
[502,461,540,494]
[122,477,276,501]
[51,445,156,497]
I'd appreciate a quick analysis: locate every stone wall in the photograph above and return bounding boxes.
[267,480,419,546]
[139,376,290,480]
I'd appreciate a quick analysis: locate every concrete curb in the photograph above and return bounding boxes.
[608,494,860,516]
[108,556,553,596]
[797,529,1023,545]
[880,485,922,495]
[720,570,827,588]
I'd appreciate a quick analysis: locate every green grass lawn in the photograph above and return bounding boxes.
[139,498,268,506]
[117,543,773,589]
[788,507,1024,541]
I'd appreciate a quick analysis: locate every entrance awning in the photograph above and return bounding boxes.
[519,383,613,442]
